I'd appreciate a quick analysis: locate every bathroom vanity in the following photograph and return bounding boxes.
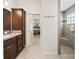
[3,8,26,59]
[4,31,22,59]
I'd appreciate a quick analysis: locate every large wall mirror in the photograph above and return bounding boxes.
[3,8,11,31]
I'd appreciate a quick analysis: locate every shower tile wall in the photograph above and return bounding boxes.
[62,5,75,49]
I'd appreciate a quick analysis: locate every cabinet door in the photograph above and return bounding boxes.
[17,35,23,54]
[4,41,17,59]
[17,35,23,46]
[12,9,22,30]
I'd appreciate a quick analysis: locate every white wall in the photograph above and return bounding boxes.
[40,0,58,55]
[16,0,41,47]
[3,0,11,11]
[3,0,17,11]
[16,0,41,14]
[61,0,75,11]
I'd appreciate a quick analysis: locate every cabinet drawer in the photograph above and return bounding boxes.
[4,37,16,47]
[17,35,22,39]
[18,38,23,46]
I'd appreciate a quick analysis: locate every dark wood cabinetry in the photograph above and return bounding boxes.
[4,37,17,59]
[3,8,11,30]
[12,9,22,30]
[4,34,24,59]
[16,35,23,54]
[12,8,26,47]
[4,8,26,59]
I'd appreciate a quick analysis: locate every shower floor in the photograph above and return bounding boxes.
[61,45,74,55]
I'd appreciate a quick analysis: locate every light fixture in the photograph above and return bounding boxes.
[4,0,8,7]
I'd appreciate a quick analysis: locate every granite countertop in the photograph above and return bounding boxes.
[3,30,22,41]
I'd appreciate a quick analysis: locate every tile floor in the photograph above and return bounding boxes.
[16,35,74,59]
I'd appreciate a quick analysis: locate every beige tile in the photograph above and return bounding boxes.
[16,35,74,59]
[60,55,74,59]
[61,45,74,55]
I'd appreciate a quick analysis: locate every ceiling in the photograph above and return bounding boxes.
[61,0,75,11]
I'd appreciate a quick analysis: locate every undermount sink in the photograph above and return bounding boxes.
[3,31,11,35]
